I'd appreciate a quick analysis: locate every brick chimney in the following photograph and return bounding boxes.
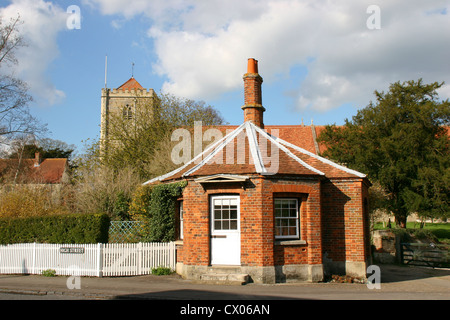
[242,58,265,128]
[34,152,42,167]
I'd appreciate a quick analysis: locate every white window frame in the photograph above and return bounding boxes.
[179,201,184,240]
[274,198,300,240]
[211,195,240,232]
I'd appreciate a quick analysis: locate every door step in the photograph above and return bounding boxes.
[200,272,249,285]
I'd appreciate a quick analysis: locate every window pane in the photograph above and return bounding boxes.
[223,221,229,230]
[214,221,222,230]
[223,209,229,220]
[274,198,299,239]
[230,220,237,230]
[289,208,297,217]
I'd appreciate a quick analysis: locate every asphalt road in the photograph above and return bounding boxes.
[0,265,448,320]
[0,292,85,300]
[0,264,448,301]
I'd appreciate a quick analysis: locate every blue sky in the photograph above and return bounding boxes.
[1,0,449,154]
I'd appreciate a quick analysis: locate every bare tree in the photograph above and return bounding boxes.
[0,15,46,140]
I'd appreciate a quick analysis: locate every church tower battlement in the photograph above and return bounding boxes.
[100,77,157,154]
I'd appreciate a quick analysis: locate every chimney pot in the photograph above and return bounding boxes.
[247,58,258,74]
[35,152,42,167]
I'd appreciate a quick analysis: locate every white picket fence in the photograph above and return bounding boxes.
[0,242,176,277]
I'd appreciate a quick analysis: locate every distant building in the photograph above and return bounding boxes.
[0,152,68,185]
[100,77,157,154]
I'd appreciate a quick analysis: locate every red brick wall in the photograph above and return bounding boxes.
[321,179,370,264]
[178,181,210,266]
[177,176,369,270]
[268,180,322,266]
[243,72,264,128]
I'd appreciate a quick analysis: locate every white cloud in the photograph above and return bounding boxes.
[0,0,67,106]
[63,0,450,110]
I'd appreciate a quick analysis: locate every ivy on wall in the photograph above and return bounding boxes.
[130,181,187,242]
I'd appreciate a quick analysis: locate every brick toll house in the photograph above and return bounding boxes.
[144,58,372,284]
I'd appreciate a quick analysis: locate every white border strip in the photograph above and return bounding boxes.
[252,123,325,176]
[182,122,247,177]
[245,122,266,174]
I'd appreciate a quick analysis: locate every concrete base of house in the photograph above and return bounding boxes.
[323,261,368,279]
[275,264,324,283]
[176,263,324,284]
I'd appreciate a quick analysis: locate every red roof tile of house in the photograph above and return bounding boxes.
[0,157,68,184]
[204,124,327,155]
[144,122,366,185]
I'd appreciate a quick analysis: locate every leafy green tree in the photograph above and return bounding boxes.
[8,138,75,160]
[318,79,450,227]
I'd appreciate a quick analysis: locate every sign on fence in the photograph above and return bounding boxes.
[60,247,85,254]
[0,242,176,277]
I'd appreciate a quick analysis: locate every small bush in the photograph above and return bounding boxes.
[129,185,153,220]
[42,269,57,277]
[0,185,70,218]
[151,266,174,276]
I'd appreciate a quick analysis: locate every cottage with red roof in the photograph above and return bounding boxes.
[145,59,372,284]
[0,152,68,185]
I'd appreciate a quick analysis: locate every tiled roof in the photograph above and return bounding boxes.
[201,124,327,155]
[144,121,366,185]
[0,158,68,184]
[117,77,144,90]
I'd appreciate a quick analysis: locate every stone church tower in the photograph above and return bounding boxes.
[100,77,157,153]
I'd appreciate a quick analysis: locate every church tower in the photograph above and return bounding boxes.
[100,77,157,154]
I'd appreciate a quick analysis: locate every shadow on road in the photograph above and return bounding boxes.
[379,263,450,283]
[113,289,303,300]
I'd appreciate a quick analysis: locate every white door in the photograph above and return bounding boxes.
[210,195,240,265]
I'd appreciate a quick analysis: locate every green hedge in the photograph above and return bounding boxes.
[0,213,110,244]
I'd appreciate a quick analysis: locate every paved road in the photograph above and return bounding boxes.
[0,265,448,319]
[0,264,448,301]
[0,292,86,300]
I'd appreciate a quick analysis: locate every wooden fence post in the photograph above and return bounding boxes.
[32,243,36,275]
[97,243,103,278]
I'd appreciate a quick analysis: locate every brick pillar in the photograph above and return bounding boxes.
[242,58,265,128]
